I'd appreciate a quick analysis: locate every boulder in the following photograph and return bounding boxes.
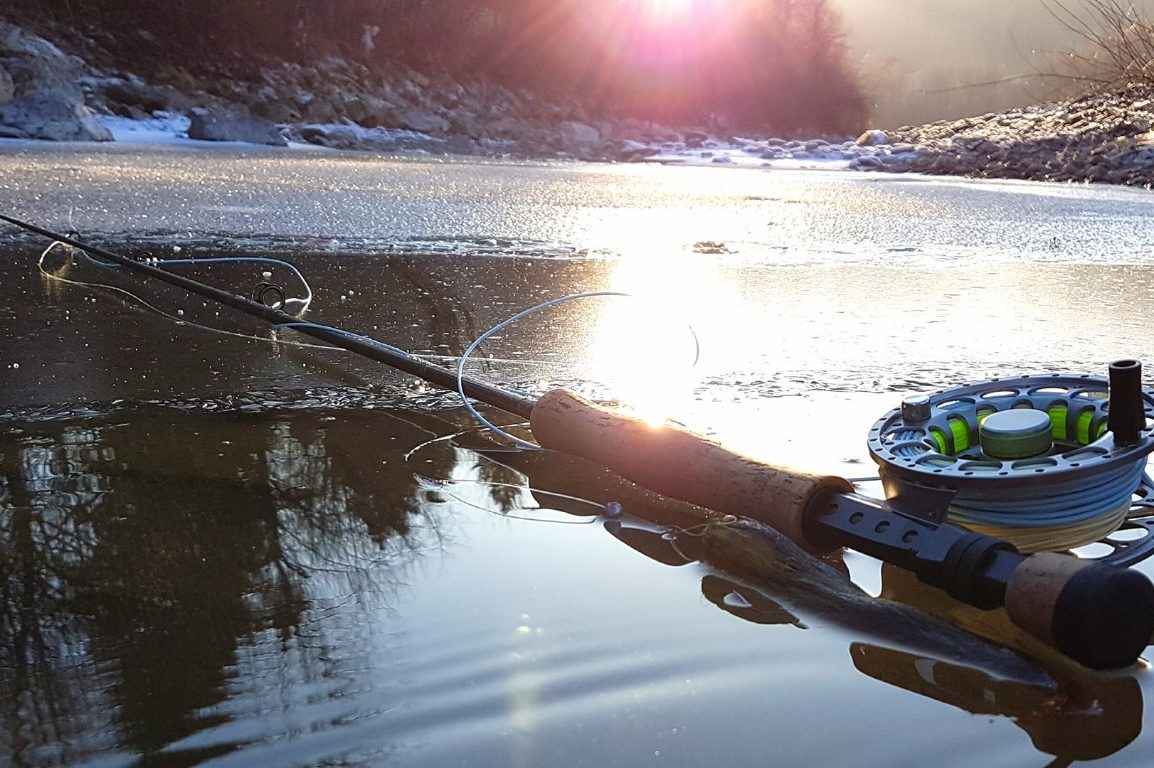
[250,91,300,124]
[297,123,390,150]
[297,93,339,124]
[445,110,478,138]
[187,105,287,146]
[856,129,889,147]
[0,90,112,141]
[338,92,379,125]
[297,123,350,147]
[0,22,84,101]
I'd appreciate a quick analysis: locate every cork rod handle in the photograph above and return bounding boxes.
[529,389,852,553]
[1005,552,1154,669]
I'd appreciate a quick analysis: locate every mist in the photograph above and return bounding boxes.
[831,0,1154,127]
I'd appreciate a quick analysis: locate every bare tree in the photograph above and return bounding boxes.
[1043,0,1154,91]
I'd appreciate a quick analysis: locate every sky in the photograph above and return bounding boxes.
[830,0,1154,126]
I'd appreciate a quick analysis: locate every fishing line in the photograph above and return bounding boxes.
[38,238,578,366]
[279,291,701,451]
[160,255,314,313]
[15,215,1154,670]
[37,240,344,352]
[456,291,702,450]
[39,241,690,437]
[42,240,314,309]
[405,421,623,521]
[418,476,600,524]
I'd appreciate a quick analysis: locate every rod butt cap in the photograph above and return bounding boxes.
[1007,553,1154,669]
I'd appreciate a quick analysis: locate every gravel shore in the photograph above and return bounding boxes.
[873,85,1154,187]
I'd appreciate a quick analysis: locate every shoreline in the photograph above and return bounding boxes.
[3,19,1154,187]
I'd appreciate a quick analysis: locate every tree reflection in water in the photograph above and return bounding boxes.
[0,405,465,767]
[0,401,1146,767]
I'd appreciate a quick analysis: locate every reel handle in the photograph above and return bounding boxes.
[530,389,853,553]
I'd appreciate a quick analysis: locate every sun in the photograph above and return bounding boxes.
[644,0,694,12]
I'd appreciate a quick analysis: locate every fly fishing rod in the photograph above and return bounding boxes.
[0,213,536,420]
[5,212,1153,670]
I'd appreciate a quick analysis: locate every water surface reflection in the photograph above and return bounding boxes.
[1,407,461,765]
[5,222,1154,765]
[1,402,1150,767]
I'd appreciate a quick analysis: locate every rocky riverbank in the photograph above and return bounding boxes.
[3,18,1154,187]
[878,85,1154,186]
[0,19,696,160]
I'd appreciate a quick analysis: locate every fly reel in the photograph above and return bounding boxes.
[868,361,1154,564]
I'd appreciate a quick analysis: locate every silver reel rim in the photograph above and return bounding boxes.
[868,374,1154,491]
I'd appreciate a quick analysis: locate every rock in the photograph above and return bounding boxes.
[0,22,66,61]
[187,105,287,146]
[0,22,84,101]
[297,123,359,148]
[559,120,599,145]
[290,121,445,152]
[851,155,885,170]
[0,23,136,143]
[856,129,889,147]
[684,129,709,148]
[616,140,659,161]
[100,77,193,115]
[0,65,12,104]
[386,106,450,134]
[338,92,372,125]
[0,90,112,141]
[296,123,393,150]
[356,94,393,128]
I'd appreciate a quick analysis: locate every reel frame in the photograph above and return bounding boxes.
[867,373,1154,566]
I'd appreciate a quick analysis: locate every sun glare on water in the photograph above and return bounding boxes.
[581,248,744,427]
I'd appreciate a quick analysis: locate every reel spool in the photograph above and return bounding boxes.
[868,361,1154,564]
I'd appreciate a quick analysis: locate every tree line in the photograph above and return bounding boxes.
[9,0,868,134]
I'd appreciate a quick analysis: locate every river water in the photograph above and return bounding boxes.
[3,143,1154,766]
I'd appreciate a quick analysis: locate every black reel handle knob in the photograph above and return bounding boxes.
[1109,359,1145,445]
